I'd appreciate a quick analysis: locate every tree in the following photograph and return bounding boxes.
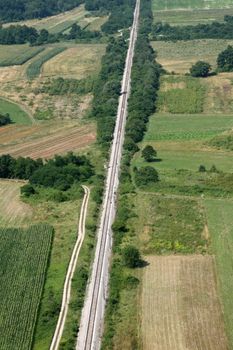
[142,145,157,162]
[190,61,211,77]
[134,166,159,187]
[122,245,141,268]
[217,45,233,71]
[198,165,206,172]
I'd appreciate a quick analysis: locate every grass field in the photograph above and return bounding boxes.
[152,0,233,11]
[153,8,233,25]
[151,40,233,74]
[141,255,229,350]
[0,45,44,67]
[158,76,205,113]
[0,97,31,124]
[205,199,233,348]
[3,5,104,34]
[42,44,106,79]
[26,47,66,80]
[0,224,53,350]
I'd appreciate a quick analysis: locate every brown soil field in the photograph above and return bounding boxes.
[141,255,229,350]
[0,122,96,159]
[0,180,32,226]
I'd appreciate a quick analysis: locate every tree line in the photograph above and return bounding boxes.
[0,152,94,192]
[152,15,233,41]
[0,23,101,45]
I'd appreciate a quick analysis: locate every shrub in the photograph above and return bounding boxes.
[134,166,159,187]
[142,145,157,162]
[122,245,141,268]
[190,61,211,77]
[21,184,36,197]
[199,165,206,172]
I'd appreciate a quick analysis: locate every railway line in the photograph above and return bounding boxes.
[76,1,140,349]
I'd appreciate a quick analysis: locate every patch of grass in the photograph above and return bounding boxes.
[204,199,233,349]
[132,193,206,254]
[208,132,233,150]
[0,97,31,125]
[153,8,233,26]
[0,45,44,66]
[144,113,233,141]
[151,40,233,74]
[26,47,66,80]
[158,76,205,113]
[0,224,53,350]
[152,0,233,11]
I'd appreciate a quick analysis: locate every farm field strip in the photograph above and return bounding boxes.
[0,45,44,67]
[0,97,32,125]
[0,124,96,158]
[0,180,32,226]
[141,255,229,350]
[0,225,53,350]
[152,0,233,11]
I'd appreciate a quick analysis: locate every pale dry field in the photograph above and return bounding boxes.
[0,122,96,159]
[0,180,32,226]
[141,255,229,350]
[42,44,106,79]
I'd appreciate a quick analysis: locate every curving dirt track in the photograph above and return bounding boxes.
[49,185,90,350]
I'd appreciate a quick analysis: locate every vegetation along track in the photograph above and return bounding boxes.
[49,185,90,350]
[76,1,140,349]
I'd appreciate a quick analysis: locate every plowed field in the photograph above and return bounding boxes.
[141,255,229,350]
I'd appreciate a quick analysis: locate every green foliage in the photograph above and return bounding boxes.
[134,166,159,187]
[142,145,157,162]
[21,183,36,197]
[122,245,141,268]
[208,133,233,150]
[190,61,211,77]
[152,16,233,41]
[40,77,94,96]
[217,45,233,71]
[199,165,206,172]
[26,47,66,80]
[0,45,44,66]
[0,112,11,126]
[0,97,31,125]
[0,224,53,350]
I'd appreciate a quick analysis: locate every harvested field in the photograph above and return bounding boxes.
[0,123,96,158]
[42,44,106,79]
[141,255,229,350]
[0,180,32,226]
[151,40,233,74]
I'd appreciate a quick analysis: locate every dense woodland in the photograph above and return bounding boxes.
[0,153,94,191]
[0,0,83,22]
[152,15,233,41]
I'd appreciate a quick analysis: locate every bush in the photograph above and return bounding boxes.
[217,45,233,71]
[190,61,211,77]
[21,184,36,197]
[134,166,159,187]
[122,245,141,268]
[142,145,157,162]
[199,165,206,172]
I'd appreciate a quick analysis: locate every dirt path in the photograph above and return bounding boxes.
[49,185,90,350]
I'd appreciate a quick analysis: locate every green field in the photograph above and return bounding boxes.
[0,224,53,350]
[26,47,66,80]
[151,40,233,73]
[158,76,205,113]
[0,45,44,67]
[0,98,31,125]
[204,199,233,348]
[152,0,233,11]
[153,8,233,25]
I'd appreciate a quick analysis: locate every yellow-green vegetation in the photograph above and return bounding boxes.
[0,97,31,124]
[26,47,67,80]
[0,45,44,66]
[152,0,233,11]
[0,224,53,350]
[42,44,106,79]
[3,5,100,34]
[152,40,233,73]
[158,76,205,113]
[0,180,32,226]
[153,8,233,26]
[205,199,233,347]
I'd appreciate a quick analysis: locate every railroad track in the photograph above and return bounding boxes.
[76,1,140,349]
[49,185,90,350]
